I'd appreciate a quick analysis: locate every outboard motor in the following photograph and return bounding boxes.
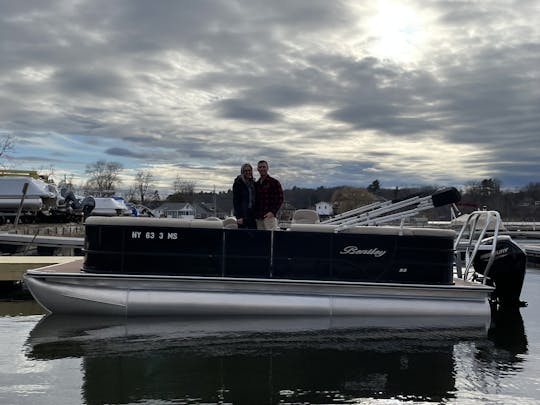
[81,196,96,218]
[61,188,82,210]
[473,236,527,308]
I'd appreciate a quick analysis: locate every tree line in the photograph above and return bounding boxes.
[24,160,540,221]
[1,141,538,221]
[58,160,197,208]
[177,178,540,222]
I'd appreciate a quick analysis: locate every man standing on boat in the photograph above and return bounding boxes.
[255,160,283,230]
[232,163,257,229]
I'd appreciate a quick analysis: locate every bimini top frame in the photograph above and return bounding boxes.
[323,187,461,232]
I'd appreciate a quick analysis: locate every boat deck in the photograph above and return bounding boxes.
[452,277,484,287]
[26,258,485,289]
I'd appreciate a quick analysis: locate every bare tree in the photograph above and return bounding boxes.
[150,189,161,203]
[123,187,136,203]
[58,173,77,191]
[170,173,196,202]
[173,174,195,194]
[84,160,123,196]
[36,164,56,182]
[0,135,15,167]
[132,170,155,205]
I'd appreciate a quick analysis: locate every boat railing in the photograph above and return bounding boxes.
[323,187,461,232]
[454,210,502,283]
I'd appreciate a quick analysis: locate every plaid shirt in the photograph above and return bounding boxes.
[255,175,283,219]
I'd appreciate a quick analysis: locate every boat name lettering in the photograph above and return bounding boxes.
[130,230,178,240]
[339,246,387,257]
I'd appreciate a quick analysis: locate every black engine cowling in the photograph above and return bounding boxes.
[473,237,526,307]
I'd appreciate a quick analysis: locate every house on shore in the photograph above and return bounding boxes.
[315,201,334,218]
[152,202,195,219]
[152,201,228,219]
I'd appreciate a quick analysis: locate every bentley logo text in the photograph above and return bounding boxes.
[339,246,387,257]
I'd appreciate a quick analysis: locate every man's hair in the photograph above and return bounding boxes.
[257,160,268,167]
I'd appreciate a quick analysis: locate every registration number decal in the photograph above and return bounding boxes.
[130,231,178,240]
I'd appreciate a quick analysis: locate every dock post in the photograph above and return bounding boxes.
[14,182,29,228]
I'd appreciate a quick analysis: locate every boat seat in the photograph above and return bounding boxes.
[289,223,455,238]
[292,209,320,224]
[190,219,224,229]
[290,224,406,234]
[340,226,406,235]
[341,226,456,237]
[84,216,224,229]
[290,223,336,233]
[222,217,238,229]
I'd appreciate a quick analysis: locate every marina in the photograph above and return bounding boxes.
[0,189,537,403]
[0,184,537,402]
[2,0,538,402]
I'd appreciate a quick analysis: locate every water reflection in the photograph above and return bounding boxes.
[478,308,529,376]
[489,307,528,355]
[25,313,526,404]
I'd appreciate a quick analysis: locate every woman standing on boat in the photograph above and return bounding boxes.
[233,163,257,229]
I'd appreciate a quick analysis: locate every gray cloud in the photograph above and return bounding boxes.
[215,99,282,123]
[105,147,147,159]
[0,0,539,190]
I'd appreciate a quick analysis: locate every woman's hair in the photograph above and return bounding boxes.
[241,163,252,174]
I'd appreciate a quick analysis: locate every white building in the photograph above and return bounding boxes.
[315,201,333,216]
[153,202,195,219]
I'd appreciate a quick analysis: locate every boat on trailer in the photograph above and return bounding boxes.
[24,187,526,317]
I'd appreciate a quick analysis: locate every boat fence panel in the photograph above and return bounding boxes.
[82,219,456,285]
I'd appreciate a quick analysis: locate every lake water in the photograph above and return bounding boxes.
[1,268,539,405]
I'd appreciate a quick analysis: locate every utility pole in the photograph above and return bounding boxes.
[213,185,217,217]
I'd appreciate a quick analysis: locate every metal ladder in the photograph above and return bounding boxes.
[454,210,502,283]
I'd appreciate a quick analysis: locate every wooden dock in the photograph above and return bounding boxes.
[0,232,84,247]
[0,232,84,255]
[0,256,82,282]
[522,243,540,268]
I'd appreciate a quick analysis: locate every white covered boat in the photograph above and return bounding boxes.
[81,196,134,217]
[0,170,84,223]
[24,188,526,317]
[0,171,60,221]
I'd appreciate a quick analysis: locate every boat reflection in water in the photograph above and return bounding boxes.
[25,312,527,404]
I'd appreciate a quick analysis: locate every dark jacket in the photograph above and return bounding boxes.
[233,175,256,228]
[255,175,283,219]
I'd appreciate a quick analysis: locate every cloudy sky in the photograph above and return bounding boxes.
[1,0,539,194]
